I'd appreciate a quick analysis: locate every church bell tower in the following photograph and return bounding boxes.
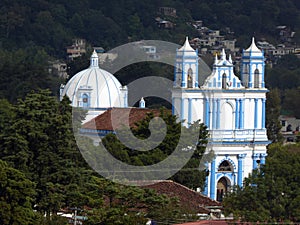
[174,37,199,88]
[241,37,265,88]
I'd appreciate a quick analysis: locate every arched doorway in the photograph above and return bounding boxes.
[216,160,233,202]
[217,177,230,202]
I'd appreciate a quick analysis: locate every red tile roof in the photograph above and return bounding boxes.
[82,107,170,131]
[141,180,222,214]
[173,220,228,225]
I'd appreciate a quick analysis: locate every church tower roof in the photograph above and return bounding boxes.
[176,36,198,59]
[245,37,260,52]
[178,37,195,52]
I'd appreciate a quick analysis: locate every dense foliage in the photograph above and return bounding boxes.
[0,89,208,224]
[266,88,283,143]
[265,54,300,119]
[0,0,300,223]
[1,0,300,55]
[0,0,299,119]
[223,143,300,222]
[100,111,210,190]
[0,48,62,102]
[0,160,38,225]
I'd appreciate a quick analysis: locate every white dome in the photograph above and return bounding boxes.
[61,50,127,120]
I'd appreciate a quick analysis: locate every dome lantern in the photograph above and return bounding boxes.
[90,49,99,67]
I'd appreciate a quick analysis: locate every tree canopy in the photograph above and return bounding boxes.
[223,143,300,222]
[0,160,37,225]
[100,110,210,190]
[0,89,208,224]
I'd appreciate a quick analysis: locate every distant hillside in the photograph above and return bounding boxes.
[1,0,300,58]
[0,0,300,115]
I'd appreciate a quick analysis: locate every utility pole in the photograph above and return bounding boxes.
[70,207,81,225]
[74,208,77,225]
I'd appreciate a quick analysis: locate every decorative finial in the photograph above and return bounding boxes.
[139,97,145,108]
[214,53,218,65]
[90,49,99,67]
[221,49,226,61]
[229,54,232,64]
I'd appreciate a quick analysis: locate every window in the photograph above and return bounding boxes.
[218,160,233,172]
[254,69,260,88]
[287,124,292,132]
[243,65,249,88]
[222,73,227,89]
[187,68,193,88]
[82,93,89,108]
[176,68,182,86]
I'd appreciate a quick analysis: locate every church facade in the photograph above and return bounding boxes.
[172,37,269,201]
[61,37,269,201]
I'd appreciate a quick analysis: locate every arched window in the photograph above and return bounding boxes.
[82,93,89,108]
[254,69,260,88]
[220,102,234,130]
[176,68,182,86]
[222,73,227,89]
[218,160,234,172]
[187,68,193,88]
[243,65,249,88]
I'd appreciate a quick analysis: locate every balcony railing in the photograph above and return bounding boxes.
[208,129,268,142]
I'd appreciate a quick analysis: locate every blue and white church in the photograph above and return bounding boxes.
[172,37,269,201]
[60,37,269,202]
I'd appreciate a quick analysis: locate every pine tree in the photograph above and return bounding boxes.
[266,88,283,143]
[0,160,38,225]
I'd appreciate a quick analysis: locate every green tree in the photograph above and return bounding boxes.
[0,3,25,38]
[102,110,210,189]
[283,88,300,118]
[0,48,61,102]
[171,120,210,190]
[0,89,195,224]
[0,160,37,225]
[0,89,84,217]
[223,143,300,222]
[0,98,14,131]
[127,13,143,40]
[266,88,283,143]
